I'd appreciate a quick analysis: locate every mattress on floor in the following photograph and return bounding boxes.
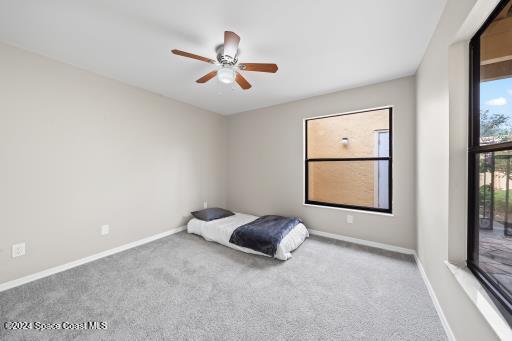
[187,212,308,260]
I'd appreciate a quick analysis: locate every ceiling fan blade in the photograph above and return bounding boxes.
[223,31,240,59]
[235,72,252,90]
[239,63,278,73]
[171,49,216,64]
[196,70,218,83]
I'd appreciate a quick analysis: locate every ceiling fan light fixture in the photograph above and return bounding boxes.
[217,66,236,84]
[171,31,278,90]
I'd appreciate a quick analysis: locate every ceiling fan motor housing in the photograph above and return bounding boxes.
[217,48,238,66]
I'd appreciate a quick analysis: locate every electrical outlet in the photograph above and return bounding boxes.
[12,242,25,258]
[346,215,354,224]
[203,201,208,209]
[101,224,110,235]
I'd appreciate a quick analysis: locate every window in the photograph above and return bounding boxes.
[304,107,392,213]
[468,0,512,314]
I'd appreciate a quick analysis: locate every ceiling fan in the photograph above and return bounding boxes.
[171,31,278,90]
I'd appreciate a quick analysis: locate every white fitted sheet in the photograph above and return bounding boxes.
[187,212,309,260]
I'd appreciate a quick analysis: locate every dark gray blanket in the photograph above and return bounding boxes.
[229,215,302,257]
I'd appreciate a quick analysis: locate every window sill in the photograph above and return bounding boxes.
[303,203,394,216]
[445,261,512,340]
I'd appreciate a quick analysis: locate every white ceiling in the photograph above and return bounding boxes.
[0,0,446,115]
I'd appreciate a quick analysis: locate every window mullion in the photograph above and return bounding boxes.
[306,157,391,162]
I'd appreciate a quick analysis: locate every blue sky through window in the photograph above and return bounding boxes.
[480,77,512,143]
[481,78,512,116]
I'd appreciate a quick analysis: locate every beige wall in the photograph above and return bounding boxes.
[0,42,227,284]
[227,76,416,249]
[416,0,500,339]
[307,109,389,207]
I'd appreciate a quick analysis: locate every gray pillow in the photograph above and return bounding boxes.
[191,208,235,222]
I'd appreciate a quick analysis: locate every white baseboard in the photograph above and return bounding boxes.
[415,255,456,341]
[308,228,454,340]
[308,229,415,255]
[0,226,186,292]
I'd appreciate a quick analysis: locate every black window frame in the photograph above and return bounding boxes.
[304,107,393,214]
[468,0,512,315]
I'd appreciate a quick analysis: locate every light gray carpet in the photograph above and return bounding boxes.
[0,232,446,341]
